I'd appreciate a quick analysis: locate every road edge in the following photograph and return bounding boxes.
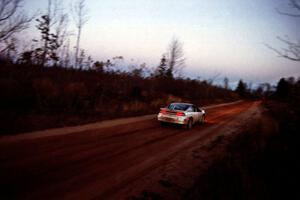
[0,100,243,143]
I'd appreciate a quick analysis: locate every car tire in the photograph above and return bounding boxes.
[186,119,193,130]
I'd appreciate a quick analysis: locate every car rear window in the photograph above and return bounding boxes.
[168,103,190,111]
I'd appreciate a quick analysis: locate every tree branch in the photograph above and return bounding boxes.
[276,0,300,17]
[265,43,300,62]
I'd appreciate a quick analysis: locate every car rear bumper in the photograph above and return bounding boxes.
[157,114,187,125]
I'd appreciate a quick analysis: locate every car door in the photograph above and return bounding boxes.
[195,106,203,121]
[185,105,193,120]
[192,105,199,122]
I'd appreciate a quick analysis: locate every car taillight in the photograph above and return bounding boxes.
[176,112,185,116]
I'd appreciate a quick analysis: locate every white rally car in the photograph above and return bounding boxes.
[157,102,205,129]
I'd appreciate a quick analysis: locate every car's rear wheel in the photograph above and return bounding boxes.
[186,119,193,130]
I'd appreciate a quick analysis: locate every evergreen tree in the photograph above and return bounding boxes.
[235,79,247,97]
[156,55,167,77]
[276,78,290,99]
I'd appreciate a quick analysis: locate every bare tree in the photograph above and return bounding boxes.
[59,38,71,67]
[0,0,33,52]
[223,77,229,89]
[266,0,300,62]
[166,38,185,78]
[54,12,71,66]
[207,72,221,85]
[72,0,89,68]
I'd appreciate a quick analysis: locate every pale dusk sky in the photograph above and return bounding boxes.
[23,0,300,86]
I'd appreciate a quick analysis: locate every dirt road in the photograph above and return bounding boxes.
[0,101,261,200]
